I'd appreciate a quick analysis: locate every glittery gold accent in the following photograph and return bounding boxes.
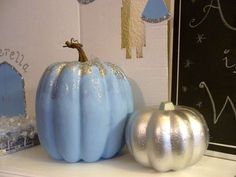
[55,63,67,75]
[142,13,171,23]
[55,59,105,77]
[75,59,107,76]
[106,62,125,79]
[121,0,147,59]
[44,63,66,76]
[47,60,125,79]
[79,62,92,75]
[92,59,107,76]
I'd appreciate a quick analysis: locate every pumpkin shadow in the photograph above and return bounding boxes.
[128,78,146,110]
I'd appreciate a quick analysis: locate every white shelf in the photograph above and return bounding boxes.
[0,146,235,177]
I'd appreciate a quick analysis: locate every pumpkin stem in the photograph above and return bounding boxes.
[159,102,175,111]
[63,38,88,62]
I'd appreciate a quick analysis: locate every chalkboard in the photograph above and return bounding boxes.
[172,0,236,157]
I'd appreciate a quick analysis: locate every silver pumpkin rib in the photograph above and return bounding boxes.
[178,107,209,165]
[187,109,208,166]
[148,111,173,171]
[171,110,194,170]
[132,110,152,167]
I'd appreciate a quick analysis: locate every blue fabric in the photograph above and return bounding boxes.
[142,0,170,22]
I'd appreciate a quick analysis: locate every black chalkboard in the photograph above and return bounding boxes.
[172,0,236,156]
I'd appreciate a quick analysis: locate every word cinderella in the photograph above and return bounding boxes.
[0,48,30,72]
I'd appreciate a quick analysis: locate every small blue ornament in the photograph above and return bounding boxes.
[78,0,95,5]
[142,0,171,23]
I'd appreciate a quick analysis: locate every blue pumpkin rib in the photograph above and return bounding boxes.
[36,63,64,160]
[101,64,126,158]
[124,78,134,113]
[114,69,134,155]
[79,65,110,162]
[54,64,82,162]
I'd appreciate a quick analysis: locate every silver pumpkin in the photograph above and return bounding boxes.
[125,102,209,172]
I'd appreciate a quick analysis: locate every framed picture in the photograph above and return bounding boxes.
[171,0,236,160]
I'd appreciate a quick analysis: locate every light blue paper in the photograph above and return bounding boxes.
[142,0,170,23]
[0,62,25,117]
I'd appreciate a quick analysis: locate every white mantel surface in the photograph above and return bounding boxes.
[0,146,235,177]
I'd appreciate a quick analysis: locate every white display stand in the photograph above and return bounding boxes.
[0,145,235,177]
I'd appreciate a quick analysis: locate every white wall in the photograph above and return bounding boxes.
[0,0,80,118]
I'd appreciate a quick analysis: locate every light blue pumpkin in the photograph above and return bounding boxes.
[36,40,133,162]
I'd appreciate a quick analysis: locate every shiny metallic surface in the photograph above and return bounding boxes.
[126,109,153,166]
[125,102,209,172]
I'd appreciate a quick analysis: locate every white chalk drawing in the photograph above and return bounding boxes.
[222,49,236,73]
[222,57,236,69]
[199,81,236,124]
[182,86,188,92]
[224,49,230,55]
[189,0,236,31]
[196,33,206,44]
[184,59,194,68]
[196,101,203,108]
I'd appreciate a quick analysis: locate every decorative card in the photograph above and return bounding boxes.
[0,0,80,154]
[171,0,236,160]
